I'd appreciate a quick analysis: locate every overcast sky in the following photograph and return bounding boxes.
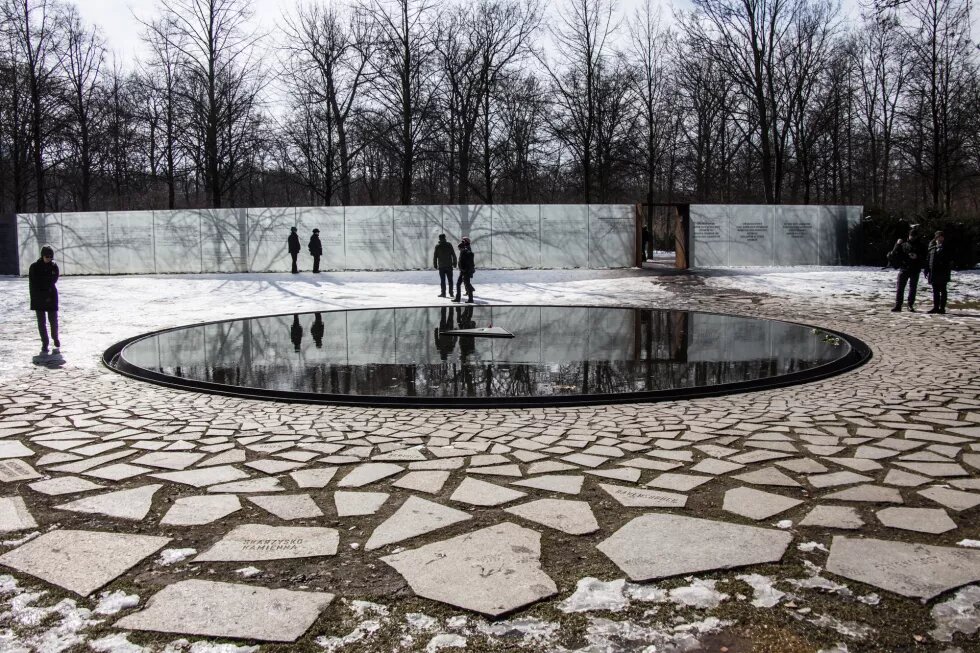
[80,0,873,67]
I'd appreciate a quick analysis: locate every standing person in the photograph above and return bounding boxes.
[290,314,303,352]
[287,227,301,273]
[641,226,652,262]
[926,231,952,314]
[889,227,928,312]
[433,233,457,297]
[309,229,323,273]
[453,237,475,304]
[29,245,60,357]
[311,312,325,347]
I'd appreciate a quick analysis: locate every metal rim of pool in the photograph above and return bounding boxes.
[102,304,873,409]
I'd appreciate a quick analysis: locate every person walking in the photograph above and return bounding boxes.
[642,226,652,262]
[29,245,60,357]
[309,229,323,273]
[926,231,952,314]
[889,227,928,312]
[433,233,457,297]
[453,237,475,304]
[287,227,301,273]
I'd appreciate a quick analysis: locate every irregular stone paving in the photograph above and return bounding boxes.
[0,279,978,651]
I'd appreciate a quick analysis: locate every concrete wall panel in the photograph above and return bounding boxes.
[345,206,393,270]
[154,210,202,273]
[394,206,441,270]
[728,205,773,266]
[60,211,109,275]
[18,214,63,275]
[201,209,247,273]
[297,207,345,271]
[540,205,588,268]
[589,205,634,268]
[491,205,539,268]
[108,211,155,274]
[247,207,294,273]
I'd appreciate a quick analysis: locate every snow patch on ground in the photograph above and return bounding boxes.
[349,600,389,618]
[737,574,786,608]
[930,585,980,642]
[798,541,829,554]
[233,566,260,577]
[405,613,439,633]
[89,632,146,653]
[0,575,100,653]
[425,633,466,652]
[801,614,874,640]
[315,620,382,651]
[559,578,629,613]
[93,591,140,615]
[156,549,197,566]
[666,579,728,609]
[162,641,258,653]
[571,616,731,653]
[957,539,980,549]
[474,617,559,643]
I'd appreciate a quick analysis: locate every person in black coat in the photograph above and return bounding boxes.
[453,237,475,303]
[889,227,928,312]
[29,245,60,355]
[290,314,303,352]
[287,227,301,273]
[309,229,323,273]
[926,231,952,314]
[641,226,652,262]
[433,233,457,297]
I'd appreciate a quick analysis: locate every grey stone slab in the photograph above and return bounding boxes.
[527,461,578,475]
[153,465,249,488]
[467,464,523,477]
[334,491,389,516]
[245,459,305,474]
[84,463,152,481]
[450,478,526,506]
[561,453,608,468]
[584,467,642,483]
[799,505,864,529]
[0,459,42,482]
[200,449,247,467]
[381,522,557,616]
[115,579,334,642]
[511,475,583,495]
[894,462,969,477]
[504,499,598,535]
[161,495,241,526]
[597,514,792,581]
[365,496,471,551]
[918,486,980,512]
[883,469,931,487]
[0,496,37,533]
[775,458,827,474]
[55,484,161,520]
[646,473,712,492]
[289,467,337,489]
[826,457,882,472]
[29,476,105,496]
[826,536,980,599]
[808,471,872,489]
[877,507,956,534]
[0,441,35,458]
[620,458,682,471]
[690,458,744,475]
[728,450,792,465]
[194,524,339,562]
[723,487,803,520]
[0,529,169,596]
[732,467,801,487]
[392,470,451,495]
[248,494,323,520]
[599,483,687,508]
[823,485,904,503]
[338,463,404,487]
[208,477,283,493]
[132,452,205,470]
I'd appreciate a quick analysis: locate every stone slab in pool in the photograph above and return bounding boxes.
[104,306,869,407]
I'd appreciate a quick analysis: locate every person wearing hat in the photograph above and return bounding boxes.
[29,245,60,357]
[433,233,457,297]
[287,226,301,273]
[453,236,475,304]
[925,231,951,314]
[309,228,323,273]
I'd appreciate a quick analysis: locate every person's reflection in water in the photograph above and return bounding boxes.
[290,314,303,352]
[434,307,456,361]
[455,305,477,396]
[311,313,324,348]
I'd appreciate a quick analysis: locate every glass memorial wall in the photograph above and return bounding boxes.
[17,204,636,275]
[688,204,862,267]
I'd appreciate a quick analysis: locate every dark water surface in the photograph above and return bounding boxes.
[110,306,866,405]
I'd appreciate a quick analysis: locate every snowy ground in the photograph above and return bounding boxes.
[2,265,976,383]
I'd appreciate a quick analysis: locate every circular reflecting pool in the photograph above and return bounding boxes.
[103,306,870,407]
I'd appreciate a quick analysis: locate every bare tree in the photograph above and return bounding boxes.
[281,1,373,205]
[143,0,263,208]
[362,0,439,205]
[140,16,185,209]
[60,4,104,210]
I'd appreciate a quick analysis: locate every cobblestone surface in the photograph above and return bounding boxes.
[0,271,978,651]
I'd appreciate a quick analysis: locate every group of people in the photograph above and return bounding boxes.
[285,229,477,304]
[889,227,952,314]
[26,222,956,358]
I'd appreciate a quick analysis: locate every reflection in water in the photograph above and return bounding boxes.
[119,307,853,399]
